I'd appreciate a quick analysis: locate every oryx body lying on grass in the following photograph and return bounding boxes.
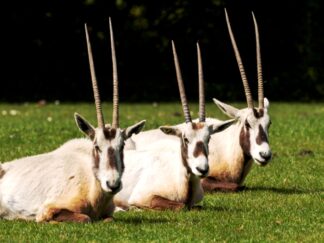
[0,19,145,222]
[114,42,235,211]
[125,10,272,192]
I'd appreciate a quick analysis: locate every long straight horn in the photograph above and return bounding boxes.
[225,9,254,108]
[85,23,105,128]
[109,17,119,128]
[252,12,264,109]
[197,42,205,122]
[171,41,192,123]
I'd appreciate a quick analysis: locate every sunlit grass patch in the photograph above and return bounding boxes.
[0,102,323,242]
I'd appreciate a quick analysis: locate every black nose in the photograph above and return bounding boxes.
[196,166,209,177]
[259,151,272,161]
[106,181,121,193]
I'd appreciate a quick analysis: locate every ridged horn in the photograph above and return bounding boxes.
[197,42,205,122]
[85,23,105,128]
[252,12,264,109]
[171,41,192,123]
[225,9,254,108]
[109,18,119,128]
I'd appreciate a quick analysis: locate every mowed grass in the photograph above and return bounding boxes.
[0,102,323,242]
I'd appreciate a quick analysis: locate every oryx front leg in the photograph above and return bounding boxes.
[36,204,91,223]
[51,210,91,223]
[150,195,185,211]
[202,177,245,192]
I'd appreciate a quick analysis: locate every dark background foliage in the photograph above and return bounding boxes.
[2,0,324,102]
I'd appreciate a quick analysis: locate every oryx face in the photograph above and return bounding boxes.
[75,114,145,194]
[92,126,124,193]
[160,119,236,177]
[239,102,272,166]
[214,98,272,166]
[181,123,210,177]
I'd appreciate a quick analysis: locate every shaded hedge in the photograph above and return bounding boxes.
[2,0,324,102]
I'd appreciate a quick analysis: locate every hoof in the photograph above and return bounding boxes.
[190,205,203,211]
[103,217,114,223]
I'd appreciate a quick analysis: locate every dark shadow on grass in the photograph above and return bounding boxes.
[116,216,171,225]
[245,186,324,195]
[205,206,242,212]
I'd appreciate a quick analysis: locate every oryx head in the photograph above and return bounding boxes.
[76,19,145,194]
[213,10,272,166]
[160,41,236,178]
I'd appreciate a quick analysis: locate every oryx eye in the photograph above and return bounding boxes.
[95,145,101,152]
[117,140,125,150]
[120,142,125,151]
[183,137,189,144]
[245,120,251,129]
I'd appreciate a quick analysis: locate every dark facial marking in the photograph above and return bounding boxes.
[193,141,207,158]
[120,142,125,172]
[92,148,100,169]
[192,122,204,130]
[107,147,116,169]
[103,128,116,140]
[180,140,191,174]
[245,120,251,129]
[119,149,125,173]
[256,124,268,145]
[253,108,264,118]
[239,126,251,157]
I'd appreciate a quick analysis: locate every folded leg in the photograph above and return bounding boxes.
[202,177,245,192]
[150,195,185,211]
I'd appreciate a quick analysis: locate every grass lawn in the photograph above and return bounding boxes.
[0,102,323,242]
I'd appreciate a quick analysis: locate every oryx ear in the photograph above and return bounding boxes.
[159,126,182,137]
[264,97,270,109]
[124,120,146,139]
[74,113,95,140]
[208,118,237,135]
[213,98,239,118]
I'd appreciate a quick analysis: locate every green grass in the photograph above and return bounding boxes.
[0,102,323,242]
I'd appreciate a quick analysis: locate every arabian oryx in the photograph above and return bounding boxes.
[125,10,272,192]
[114,41,236,211]
[0,19,145,222]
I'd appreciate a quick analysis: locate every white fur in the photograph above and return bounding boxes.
[115,139,202,209]
[0,139,113,221]
[115,119,235,209]
[0,116,146,222]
